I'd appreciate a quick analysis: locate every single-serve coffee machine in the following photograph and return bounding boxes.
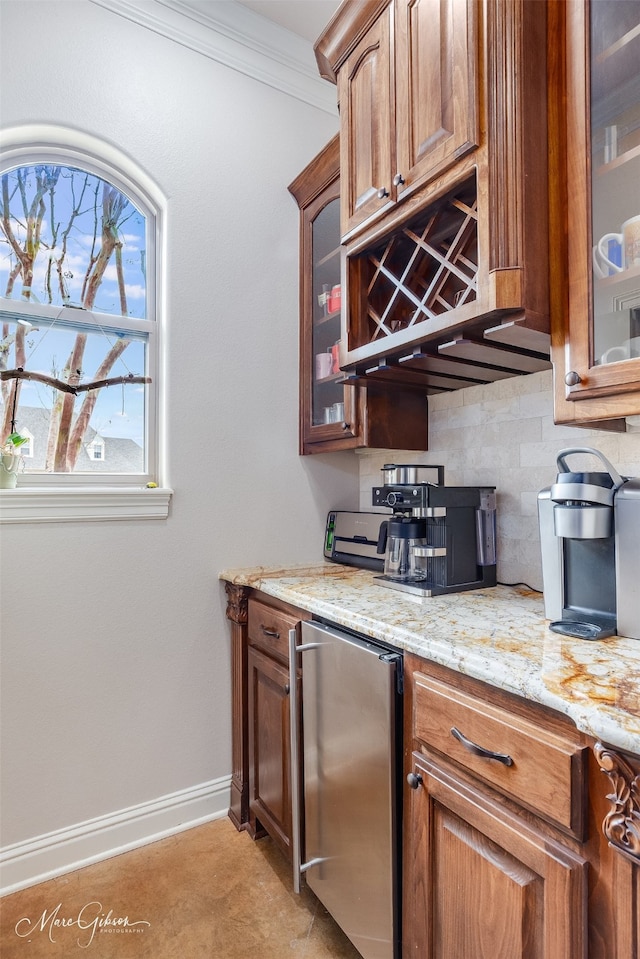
[538,447,640,640]
[372,464,497,597]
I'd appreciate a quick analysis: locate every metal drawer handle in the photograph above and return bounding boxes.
[261,625,280,638]
[451,726,514,766]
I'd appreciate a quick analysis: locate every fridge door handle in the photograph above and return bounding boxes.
[288,627,303,893]
[289,628,327,894]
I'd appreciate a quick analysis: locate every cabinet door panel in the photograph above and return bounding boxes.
[404,753,587,959]
[248,646,292,855]
[339,8,393,236]
[433,805,543,959]
[395,0,478,193]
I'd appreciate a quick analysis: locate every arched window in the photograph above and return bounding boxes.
[0,141,159,488]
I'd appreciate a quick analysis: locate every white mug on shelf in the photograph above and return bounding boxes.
[599,337,640,366]
[315,352,333,379]
[593,215,640,278]
[600,345,628,365]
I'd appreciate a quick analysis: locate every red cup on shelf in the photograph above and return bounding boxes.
[328,284,341,314]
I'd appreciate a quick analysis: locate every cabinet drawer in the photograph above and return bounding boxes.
[248,599,300,663]
[412,672,587,838]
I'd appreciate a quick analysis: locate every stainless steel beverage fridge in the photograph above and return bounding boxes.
[289,620,402,959]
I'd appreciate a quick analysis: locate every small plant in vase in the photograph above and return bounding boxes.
[0,432,28,489]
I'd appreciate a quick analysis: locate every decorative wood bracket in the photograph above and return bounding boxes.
[594,742,640,865]
[224,581,250,831]
[224,582,249,624]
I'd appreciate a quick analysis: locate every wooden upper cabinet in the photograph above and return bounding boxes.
[316,0,551,381]
[288,136,430,454]
[394,0,478,198]
[340,7,394,236]
[336,0,478,240]
[550,0,640,426]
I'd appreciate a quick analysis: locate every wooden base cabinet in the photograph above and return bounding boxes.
[225,589,639,956]
[405,752,587,959]
[224,584,308,858]
[398,653,640,959]
[246,596,304,857]
[247,645,298,855]
[403,658,589,958]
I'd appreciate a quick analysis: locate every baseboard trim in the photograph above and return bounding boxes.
[0,775,231,896]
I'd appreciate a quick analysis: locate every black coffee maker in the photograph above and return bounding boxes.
[373,464,497,597]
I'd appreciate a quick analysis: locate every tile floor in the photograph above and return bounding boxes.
[0,817,362,958]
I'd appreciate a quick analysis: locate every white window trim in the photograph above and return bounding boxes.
[0,487,172,523]
[0,125,170,522]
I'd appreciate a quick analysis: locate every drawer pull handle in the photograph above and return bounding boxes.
[261,625,280,638]
[450,726,514,766]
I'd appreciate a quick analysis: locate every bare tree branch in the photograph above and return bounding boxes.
[1,368,151,394]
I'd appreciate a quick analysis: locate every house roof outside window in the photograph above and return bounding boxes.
[1,405,143,473]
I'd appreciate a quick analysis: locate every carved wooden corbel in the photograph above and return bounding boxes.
[594,742,640,865]
[224,581,251,830]
[225,582,249,624]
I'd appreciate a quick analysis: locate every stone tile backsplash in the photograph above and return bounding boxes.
[357,370,640,591]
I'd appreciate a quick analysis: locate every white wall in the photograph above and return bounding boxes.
[358,371,640,590]
[0,0,355,880]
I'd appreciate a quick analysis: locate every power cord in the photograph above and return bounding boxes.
[497,580,542,593]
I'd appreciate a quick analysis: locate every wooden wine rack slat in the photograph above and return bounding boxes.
[363,177,479,345]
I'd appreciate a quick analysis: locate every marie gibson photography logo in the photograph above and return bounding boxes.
[14,901,151,949]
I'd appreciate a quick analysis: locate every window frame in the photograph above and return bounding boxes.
[0,130,169,520]
[0,124,172,523]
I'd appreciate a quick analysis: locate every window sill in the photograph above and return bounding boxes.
[0,487,173,524]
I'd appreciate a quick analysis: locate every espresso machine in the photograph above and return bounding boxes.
[372,464,497,597]
[538,447,640,640]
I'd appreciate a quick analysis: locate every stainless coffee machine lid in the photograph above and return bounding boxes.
[550,447,625,540]
[380,463,445,486]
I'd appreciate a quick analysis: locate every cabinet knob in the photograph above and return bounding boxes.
[393,173,405,187]
[565,371,582,387]
[406,772,423,790]
[377,186,390,199]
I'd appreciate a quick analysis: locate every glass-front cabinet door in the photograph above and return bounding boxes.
[563,0,640,411]
[309,194,349,431]
[289,136,361,454]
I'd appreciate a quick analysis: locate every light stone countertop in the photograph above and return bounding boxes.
[220,564,640,755]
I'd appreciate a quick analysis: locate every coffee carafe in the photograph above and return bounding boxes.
[377,516,428,582]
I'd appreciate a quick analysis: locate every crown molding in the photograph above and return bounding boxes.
[89,0,338,116]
